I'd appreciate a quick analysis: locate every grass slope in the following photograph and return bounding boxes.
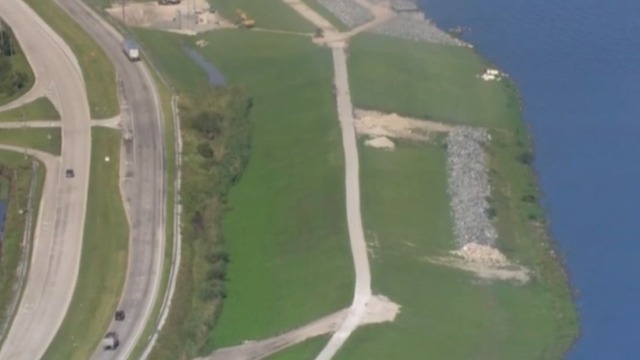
[348,34,520,128]
[331,141,574,359]
[22,0,119,119]
[0,152,44,344]
[265,336,329,360]
[210,0,314,33]
[136,29,353,350]
[0,97,60,122]
[0,128,61,155]
[201,31,352,348]
[299,0,348,31]
[43,128,128,360]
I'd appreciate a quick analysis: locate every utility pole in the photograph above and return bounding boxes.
[122,0,126,24]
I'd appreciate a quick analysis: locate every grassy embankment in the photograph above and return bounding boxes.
[210,0,315,33]
[0,151,44,344]
[0,26,34,106]
[0,97,60,122]
[298,0,348,31]
[42,128,128,360]
[135,29,352,358]
[331,33,578,359]
[22,0,119,119]
[0,128,61,155]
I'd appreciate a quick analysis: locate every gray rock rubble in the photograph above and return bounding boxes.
[446,127,497,246]
[316,0,374,28]
[369,13,466,46]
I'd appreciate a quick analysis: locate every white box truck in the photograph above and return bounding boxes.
[123,39,140,61]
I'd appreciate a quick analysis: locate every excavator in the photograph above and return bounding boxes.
[235,9,255,29]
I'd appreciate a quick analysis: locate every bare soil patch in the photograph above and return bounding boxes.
[355,109,453,142]
[106,0,233,33]
[364,136,395,149]
[360,295,401,325]
[429,243,530,283]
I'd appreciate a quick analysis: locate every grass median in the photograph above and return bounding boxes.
[136,28,353,356]
[42,128,127,360]
[0,128,61,155]
[0,24,35,106]
[0,97,60,122]
[0,151,44,345]
[22,0,119,119]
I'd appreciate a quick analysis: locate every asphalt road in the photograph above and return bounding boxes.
[0,1,91,359]
[52,1,167,359]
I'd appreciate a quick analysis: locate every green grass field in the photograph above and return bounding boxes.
[42,128,128,360]
[0,152,44,345]
[0,97,60,122]
[137,29,353,350]
[348,34,521,128]
[210,0,315,33]
[22,0,118,119]
[266,336,329,360]
[0,128,61,155]
[322,141,574,359]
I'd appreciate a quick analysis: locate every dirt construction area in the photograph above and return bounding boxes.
[106,0,233,34]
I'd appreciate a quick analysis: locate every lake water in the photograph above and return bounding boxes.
[419,0,640,358]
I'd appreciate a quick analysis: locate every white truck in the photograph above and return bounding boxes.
[122,39,140,61]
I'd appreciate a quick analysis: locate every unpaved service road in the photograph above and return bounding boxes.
[0,1,91,359]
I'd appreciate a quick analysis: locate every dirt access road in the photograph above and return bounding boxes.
[0,1,92,359]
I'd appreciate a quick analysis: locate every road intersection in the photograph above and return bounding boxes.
[0,1,91,359]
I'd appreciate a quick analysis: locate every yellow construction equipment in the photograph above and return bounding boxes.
[235,9,255,28]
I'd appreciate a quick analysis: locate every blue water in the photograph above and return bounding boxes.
[419,0,640,358]
[0,201,7,236]
[183,47,226,86]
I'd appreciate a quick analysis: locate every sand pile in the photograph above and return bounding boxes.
[429,242,530,283]
[365,136,395,149]
[452,243,507,265]
[355,109,452,141]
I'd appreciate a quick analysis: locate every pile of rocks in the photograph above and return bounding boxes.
[316,0,374,28]
[446,127,497,246]
[370,13,467,46]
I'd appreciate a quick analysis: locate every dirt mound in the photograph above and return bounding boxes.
[430,243,530,283]
[365,136,395,149]
[355,109,453,141]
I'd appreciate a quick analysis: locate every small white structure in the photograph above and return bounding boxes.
[479,68,503,82]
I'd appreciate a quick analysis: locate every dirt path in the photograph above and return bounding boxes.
[197,310,348,360]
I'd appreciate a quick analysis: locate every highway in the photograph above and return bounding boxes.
[0,1,91,359]
[48,0,168,358]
